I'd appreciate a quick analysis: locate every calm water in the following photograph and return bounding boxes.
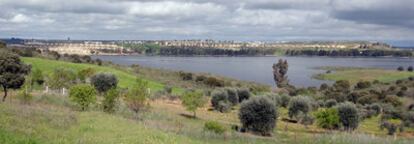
[92,56,414,87]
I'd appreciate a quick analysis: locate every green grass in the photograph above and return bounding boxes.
[313,66,414,84]
[22,57,167,91]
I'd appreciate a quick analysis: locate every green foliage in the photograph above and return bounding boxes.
[178,71,193,81]
[31,68,44,85]
[47,67,77,90]
[181,91,207,118]
[203,121,226,134]
[91,73,118,93]
[237,88,251,102]
[103,88,119,113]
[77,68,96,82]
[239,97,277,136]
[69,84,97,111]
[397,66,404,71]
[315,108,340,129]
[288,96,311,119]
[408,66,413,72]
[336,102,359,131]
[225,87,238,105]
[125,78,150,113]
[0,50,31,102]
[355,81,371,89]
[211,89,230,112]
[204,77,224,87]
[325,99,337,108]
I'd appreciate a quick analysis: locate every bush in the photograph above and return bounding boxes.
[211,89,228,110]
[355,81,371,89]
[397,66,404,71]
[384,95,402,107]
[77,68,96,82]
[91,73,118,93]
[225,87,239,106]
[204,121,226,134]
[125,78,150,113]
[179,71,193,81]
[195,75,207,82]
[181,91,207,118]
[204,77,224,87]
[103,88,119,113]
[315,108,340,129]
[163,85,173,94]
[288,96,311,119]
[380,121,398,135]
[320,83,329,91]
[69,84,97,111]
[239,97,277,136]
[336,102,359,131]
[408,66,413,72]
[325,99,337,108]
[369,103,382,115]
[237,88,251,102]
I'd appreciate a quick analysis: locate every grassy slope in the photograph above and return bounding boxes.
[22,57,166,91]
[314,67,414,84]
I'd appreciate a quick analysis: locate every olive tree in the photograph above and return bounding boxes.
[0,50,30,102]
[239,97,278,136]
[288,96,311,120]
[69,84,97,111]
[91,73,118,93]
[181,91,208,118]
[336,102,359,131]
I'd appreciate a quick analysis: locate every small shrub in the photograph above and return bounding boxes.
[69,84,97,111]
[204,77,224,87]
[315,108,340,129]
[91,73,118,93]
[179,71,193,81]
[239,97,277,136]
[164,85,173,94]
[103,88,119,113]
[407,66,413,72]
[225,87,239,106]
[336,102,359,131]
[237,88,251,102]
[397,66,404,71]
[320,83,329,91]
[288,96,311,120]
[125,78,150,113]
[211,89,228,110]
[195,75,207,82]
[384,95,402,107]
[204,121,226,134]
[380,121,399,135]
[355,81,371,89]
[181,91,207,118]
[325,99,337,108]
[217,101,232,113]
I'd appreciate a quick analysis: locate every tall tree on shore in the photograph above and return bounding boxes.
[0,50,31,102]
[273,59,289,88]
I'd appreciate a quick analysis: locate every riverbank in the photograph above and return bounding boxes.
[313,66,414,84]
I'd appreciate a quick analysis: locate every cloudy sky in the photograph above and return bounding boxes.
[0,0,413,45]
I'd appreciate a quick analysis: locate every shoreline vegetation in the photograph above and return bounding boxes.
[313,66,414,84]
[2,44,414,144]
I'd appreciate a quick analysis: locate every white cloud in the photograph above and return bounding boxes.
[10,14,31,23]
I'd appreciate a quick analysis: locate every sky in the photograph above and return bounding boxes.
[0,0,413,46]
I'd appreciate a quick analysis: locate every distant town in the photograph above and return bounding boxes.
[0,38,394,55]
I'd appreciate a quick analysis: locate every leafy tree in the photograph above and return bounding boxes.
[336,102,359,131]
[0,50,30,102]
[69,84,97,111]
[48,67,77,90]
[288,96,311,120]
[91,73,118,93]
[181,91,207,118]
[273,59,289,88]
[103,88,119,113]
[239,97,277,136]
[315,108,340,129]
[31,68,44,86]
[124,78,150,113]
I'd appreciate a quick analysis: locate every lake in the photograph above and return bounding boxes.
[92,56,414,87]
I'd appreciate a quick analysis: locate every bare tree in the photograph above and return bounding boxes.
[273,59,289,88]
